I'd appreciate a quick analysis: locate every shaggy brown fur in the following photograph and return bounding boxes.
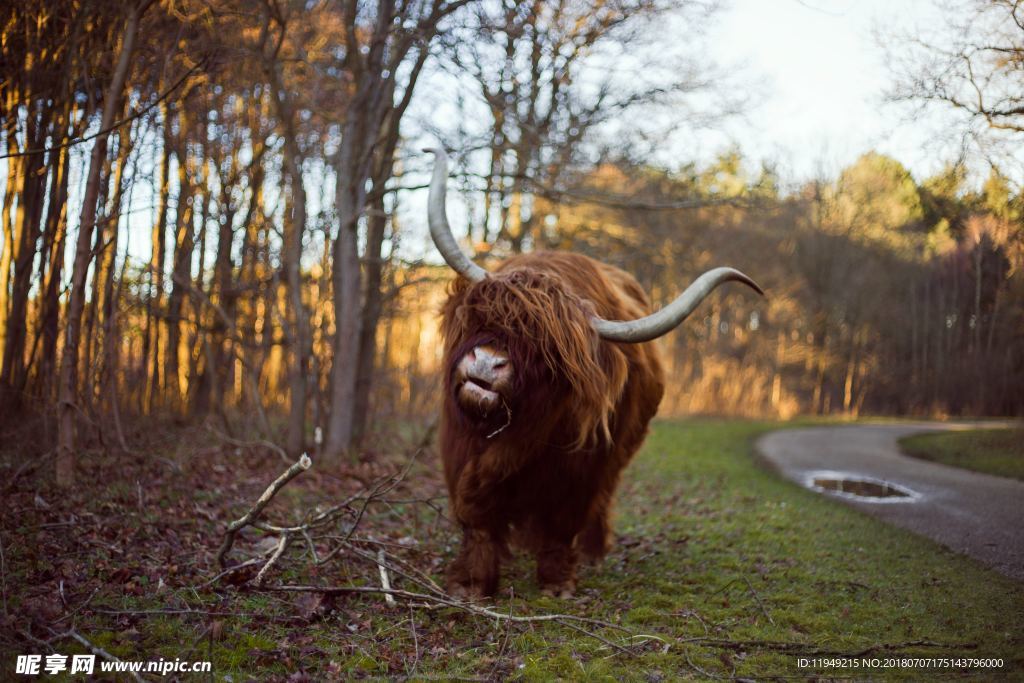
[439,251,665,597]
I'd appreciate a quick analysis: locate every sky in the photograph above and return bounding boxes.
[0,0,984,271]
[694,0,950,186]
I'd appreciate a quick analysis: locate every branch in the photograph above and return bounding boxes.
[261,583,635,632]
[217,453,312,568]
[0,61,206,160]
[50,629,145,683]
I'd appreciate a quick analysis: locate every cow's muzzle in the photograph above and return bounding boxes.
[454,345,512,417]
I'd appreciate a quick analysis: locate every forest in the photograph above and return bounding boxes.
[2,1,1023,679]
[2,0,1021,486]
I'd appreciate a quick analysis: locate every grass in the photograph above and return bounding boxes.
[899,428,1024,481]
[3,418,1023,681]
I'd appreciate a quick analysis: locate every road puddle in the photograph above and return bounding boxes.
[804,471,920,502]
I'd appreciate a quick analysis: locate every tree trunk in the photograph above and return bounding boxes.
[352,193,387,443]
[57,2,142,487]
[265,50,311,457]
[324,161,363,457]
[166,106,196,414]
[97,123,133,419]
[1,103,49,409]
[187,151,211,418]
[144,104,172,413]
[0,146,20,387]
[82,131,119,405]
[38,141,71,401]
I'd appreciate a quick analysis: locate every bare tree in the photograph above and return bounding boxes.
[56,0,150,487]
[258,0,314,457]
[322,0,471,459]
[436,0,732,252]
[886,0,1024,171]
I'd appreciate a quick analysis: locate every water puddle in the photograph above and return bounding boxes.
[803,470,920,503]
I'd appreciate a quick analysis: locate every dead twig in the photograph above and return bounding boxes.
[253,535,291,586]
[489,594,516,680]
[557,617,636,658]
[743,576,775,626]
[262,583,635,633]
[341,542,447,598]
[201,557,264,588]
[342,451,421,543]
[60,629,145,683]
[217,453,311,568]
[407,607,420,678]
[377,549,396,605]
[55,587,101,624]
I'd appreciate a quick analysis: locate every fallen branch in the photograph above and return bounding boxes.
[253,535,290,586]
[557,617,637,658]
[217,453,311,568]
[341,541,447,598]
[261,583,634,632]
[743,576,774,626]
[43,629,146,683]
[377,549,396,605]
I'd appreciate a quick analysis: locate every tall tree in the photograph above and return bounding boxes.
[260,0,313,456]
[56,0,149,486]
[322,0,471,458]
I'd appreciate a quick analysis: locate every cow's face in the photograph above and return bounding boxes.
[452,342,513,420]
[442,269,589,438]
[441,268,623,447]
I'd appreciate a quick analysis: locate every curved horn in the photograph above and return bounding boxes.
[424,148,488,282]
[592,267,764,343]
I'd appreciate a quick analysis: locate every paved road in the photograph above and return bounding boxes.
[755,422,1024,581]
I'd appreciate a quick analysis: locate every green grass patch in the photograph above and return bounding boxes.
[5,419,1022,681]
[900,428,1024,481]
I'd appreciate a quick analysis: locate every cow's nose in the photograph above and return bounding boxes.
[462,346,511,385]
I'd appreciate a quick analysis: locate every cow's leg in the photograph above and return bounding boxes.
[531,462,608,595]
[535,532,578,598]
[577,503,612,563]
[447,526,502,598]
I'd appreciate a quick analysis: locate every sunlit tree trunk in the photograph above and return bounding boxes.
[0,137,20,389]
[143,103,171,413]
[842,338,857,415]
[82,132,119,405]
[262,32,312,455]
[38,141,71,401]
[187,150,211,418]
[97,123,133,416]
[57,2,143,487]
[166,106,197,413]
[1,100,49,409]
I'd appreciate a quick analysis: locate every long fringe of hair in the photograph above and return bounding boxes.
[441,267,627,450]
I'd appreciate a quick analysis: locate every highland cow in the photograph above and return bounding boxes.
[425,149,762,598]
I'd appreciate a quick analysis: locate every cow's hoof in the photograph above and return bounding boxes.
[447,581,490,602]
[540,581,576,599]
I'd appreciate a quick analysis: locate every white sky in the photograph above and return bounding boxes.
[698,0,950,185]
